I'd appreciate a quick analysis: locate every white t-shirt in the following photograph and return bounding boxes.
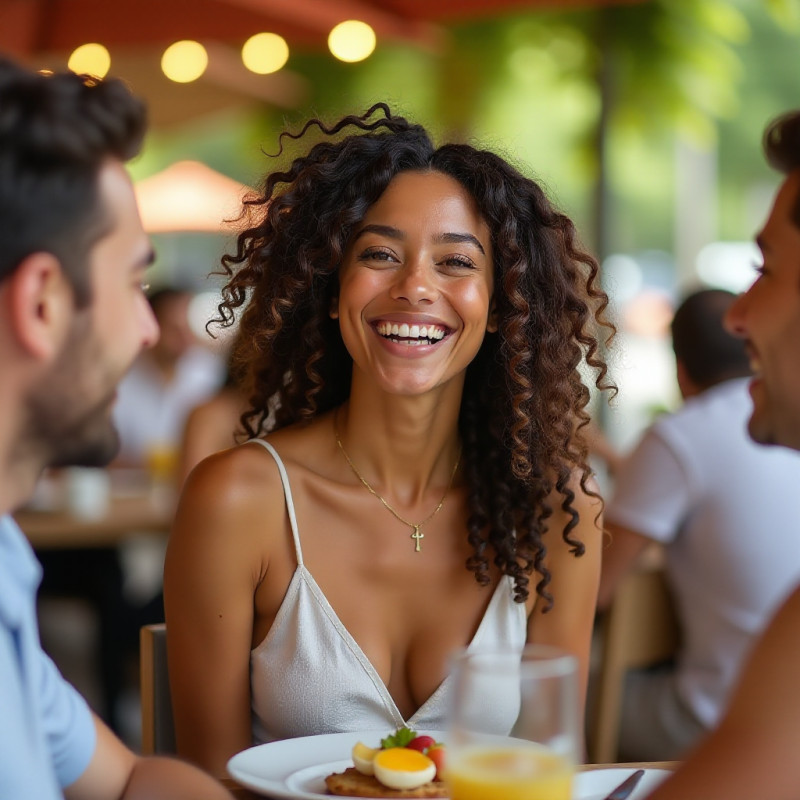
[607,377,800,727]
[113,346,223,465]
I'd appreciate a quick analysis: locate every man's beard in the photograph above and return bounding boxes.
[24,324,124,469]
[26,381,122,468]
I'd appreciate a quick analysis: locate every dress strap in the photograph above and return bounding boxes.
[245,439,304,567]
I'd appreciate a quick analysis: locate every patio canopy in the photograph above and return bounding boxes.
[0,0,644,125]
[1,0,644,55]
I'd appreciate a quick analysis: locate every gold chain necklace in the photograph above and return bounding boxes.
[334,422,461,553]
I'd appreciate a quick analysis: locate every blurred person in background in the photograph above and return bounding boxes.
[646,110,800,799]
[111,286,225,724]
[176,343,250,488]
[0,58,231,799]
[596,288,800,762]
[113,286,224,481]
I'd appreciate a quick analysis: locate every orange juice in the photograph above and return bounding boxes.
[446,745,572,800]
[145,442,177,483]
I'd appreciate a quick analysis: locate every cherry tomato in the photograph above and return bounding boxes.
[406,735,436,753]
[427,745,446,780]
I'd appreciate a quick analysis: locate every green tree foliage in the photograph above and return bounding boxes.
[138,0,799,262]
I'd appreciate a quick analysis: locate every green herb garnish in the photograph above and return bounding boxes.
[380,726,417,749]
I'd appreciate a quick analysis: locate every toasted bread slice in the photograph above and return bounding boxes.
[325,767,448,798]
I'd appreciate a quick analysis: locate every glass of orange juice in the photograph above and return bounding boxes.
[445,645,579,800]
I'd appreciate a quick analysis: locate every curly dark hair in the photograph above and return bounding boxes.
[217,103,614,607]
[0,57,147,304]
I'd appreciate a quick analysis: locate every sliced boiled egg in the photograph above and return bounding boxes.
[373,747,436,790]
[352,741,379,775]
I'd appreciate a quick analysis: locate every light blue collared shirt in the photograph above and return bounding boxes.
[0,514,96,798]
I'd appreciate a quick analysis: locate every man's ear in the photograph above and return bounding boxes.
[675,358,699,400]
[7,252,74,360]
[486,297,498,333]
[329,295,339,320]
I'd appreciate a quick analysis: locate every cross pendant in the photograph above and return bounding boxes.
[411,525,424,552]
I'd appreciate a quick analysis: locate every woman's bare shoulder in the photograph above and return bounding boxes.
[172,439,292,552]
[178,420,334,511]
[184,438,285,495]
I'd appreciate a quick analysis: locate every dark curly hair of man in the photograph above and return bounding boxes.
[0,57,147,303]
[216,102,615,608]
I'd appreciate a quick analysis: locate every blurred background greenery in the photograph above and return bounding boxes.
[128,0,798,260]
[6,0,799,450]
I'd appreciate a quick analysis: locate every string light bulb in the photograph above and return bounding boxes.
[328,20,376,63]
[242,32,289,74]
[68,43,111,77]
[161,40,208,83]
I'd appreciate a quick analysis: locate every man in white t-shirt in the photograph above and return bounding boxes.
[598,288,800,761]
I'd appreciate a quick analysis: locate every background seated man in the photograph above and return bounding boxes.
[598,287,800,761]
[113,286,224,478]
[176,344,250,488]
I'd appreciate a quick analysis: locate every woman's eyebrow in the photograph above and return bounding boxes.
[352,225,486,256]
[434,232,485,255]
[352,223,404,242]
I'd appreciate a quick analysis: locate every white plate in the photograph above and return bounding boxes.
[227,731,670,799]
[576,768,671,799]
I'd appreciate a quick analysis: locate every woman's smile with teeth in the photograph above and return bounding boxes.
[375,321,448,344]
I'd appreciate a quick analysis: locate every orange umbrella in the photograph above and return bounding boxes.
[134,160,256,233]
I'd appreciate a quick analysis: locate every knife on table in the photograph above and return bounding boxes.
[600,769,645,800]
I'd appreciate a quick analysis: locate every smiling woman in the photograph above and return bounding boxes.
[334,170,496,398]
[163,102,615,779]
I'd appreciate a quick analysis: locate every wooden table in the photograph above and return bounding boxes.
[15,472,175,548]
[16,495,174,549]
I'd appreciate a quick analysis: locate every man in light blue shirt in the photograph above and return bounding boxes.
[0,515,97,798]
[0,57,232,800]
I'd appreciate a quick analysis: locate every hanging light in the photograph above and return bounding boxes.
[242,32,289,74]
[68,43,111,78]
[328,20,376,63]
[161,40,208,83]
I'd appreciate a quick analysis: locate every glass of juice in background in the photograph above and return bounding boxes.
[446,644,579,800]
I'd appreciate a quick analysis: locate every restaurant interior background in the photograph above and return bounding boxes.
[2,0,800,748]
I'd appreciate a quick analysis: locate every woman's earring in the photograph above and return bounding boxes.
[330,297,339,319]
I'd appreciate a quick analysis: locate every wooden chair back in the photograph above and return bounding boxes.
[588,564,681,764]
[140,622,177,755]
